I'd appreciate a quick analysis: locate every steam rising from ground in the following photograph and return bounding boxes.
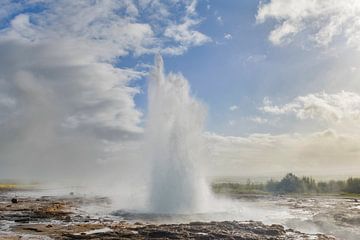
[145,55,210,213]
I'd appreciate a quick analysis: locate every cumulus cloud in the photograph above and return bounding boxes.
[164,18,210,51]
[256,0,360,49]
[218,90,360,177]
[205,130,360,177]
[0,39,145,180]
[0,0,210,181]
[1,1,210,58]
[261,91,360,124]
[164,1,211,54]
[2,1,156,59]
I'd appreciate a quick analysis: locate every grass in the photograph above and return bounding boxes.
[339,192,360,198]
[211,181,360,198]
[0,183,36,191]
[212,187,360,199]
[0,183,18,189]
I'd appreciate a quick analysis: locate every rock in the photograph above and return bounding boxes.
[0,194,339,240]
[14,217,30,223]
[147,230,179,238]
[11,198,18,204]
[190,221,204,226]
[10,220,337,240]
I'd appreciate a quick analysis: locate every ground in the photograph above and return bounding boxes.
[0,188,341,240]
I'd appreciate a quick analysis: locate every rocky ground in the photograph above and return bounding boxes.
[0,191,337,240]
[226,193,360,240]
[277,195,360,239]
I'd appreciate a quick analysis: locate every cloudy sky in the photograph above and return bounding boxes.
[1,0,360,180]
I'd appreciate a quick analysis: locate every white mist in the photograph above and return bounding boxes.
[145,55,210,214]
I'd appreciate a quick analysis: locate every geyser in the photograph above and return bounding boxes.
[145,55,210,214]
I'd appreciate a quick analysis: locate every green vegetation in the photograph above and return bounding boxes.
[0,181,36,191]
[0,183,19,190]
[212,180,267,195]
[212,173,360,195]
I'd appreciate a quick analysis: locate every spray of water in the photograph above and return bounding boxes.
[145,55,210,213]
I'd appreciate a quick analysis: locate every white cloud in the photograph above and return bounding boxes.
[0,0,24,23]
[164,1,211,53]
[261,91,360,124]
[224,33,232,40]
[138,0,170,19]
[0,40,144,180]
[164,18,211,49]
[186,0,197,15]
[256,0,360,49]
[2,1,156,59]
[216,16,223,24]
[205,130,360,177]
[0,0,210,180]
[267,21,299,45]
[2,1,210,58]
[245,54,267,63]
[229,105,238,111]
[249,117,268,124]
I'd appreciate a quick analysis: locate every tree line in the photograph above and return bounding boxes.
[212,173,360,195]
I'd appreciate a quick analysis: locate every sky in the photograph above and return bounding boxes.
[1,0,360,180]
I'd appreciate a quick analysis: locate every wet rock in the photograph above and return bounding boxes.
[64,216,71,222]
[190,221,204,226]
[0,193,340,240]
[147,230,179,238]
[14,217,30,223]
[10,220,337,240]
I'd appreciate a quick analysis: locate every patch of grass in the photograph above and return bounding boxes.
[339,192,360,198]
[0,183,35,191]
[0,183,18,189]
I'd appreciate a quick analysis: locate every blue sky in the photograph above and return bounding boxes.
[125,0,336,136]
[1,0,360,178]
[126,0,274,134]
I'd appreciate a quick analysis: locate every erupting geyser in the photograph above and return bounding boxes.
[145,55,210,214]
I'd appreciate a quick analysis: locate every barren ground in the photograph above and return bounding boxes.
[0,189,347,239]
